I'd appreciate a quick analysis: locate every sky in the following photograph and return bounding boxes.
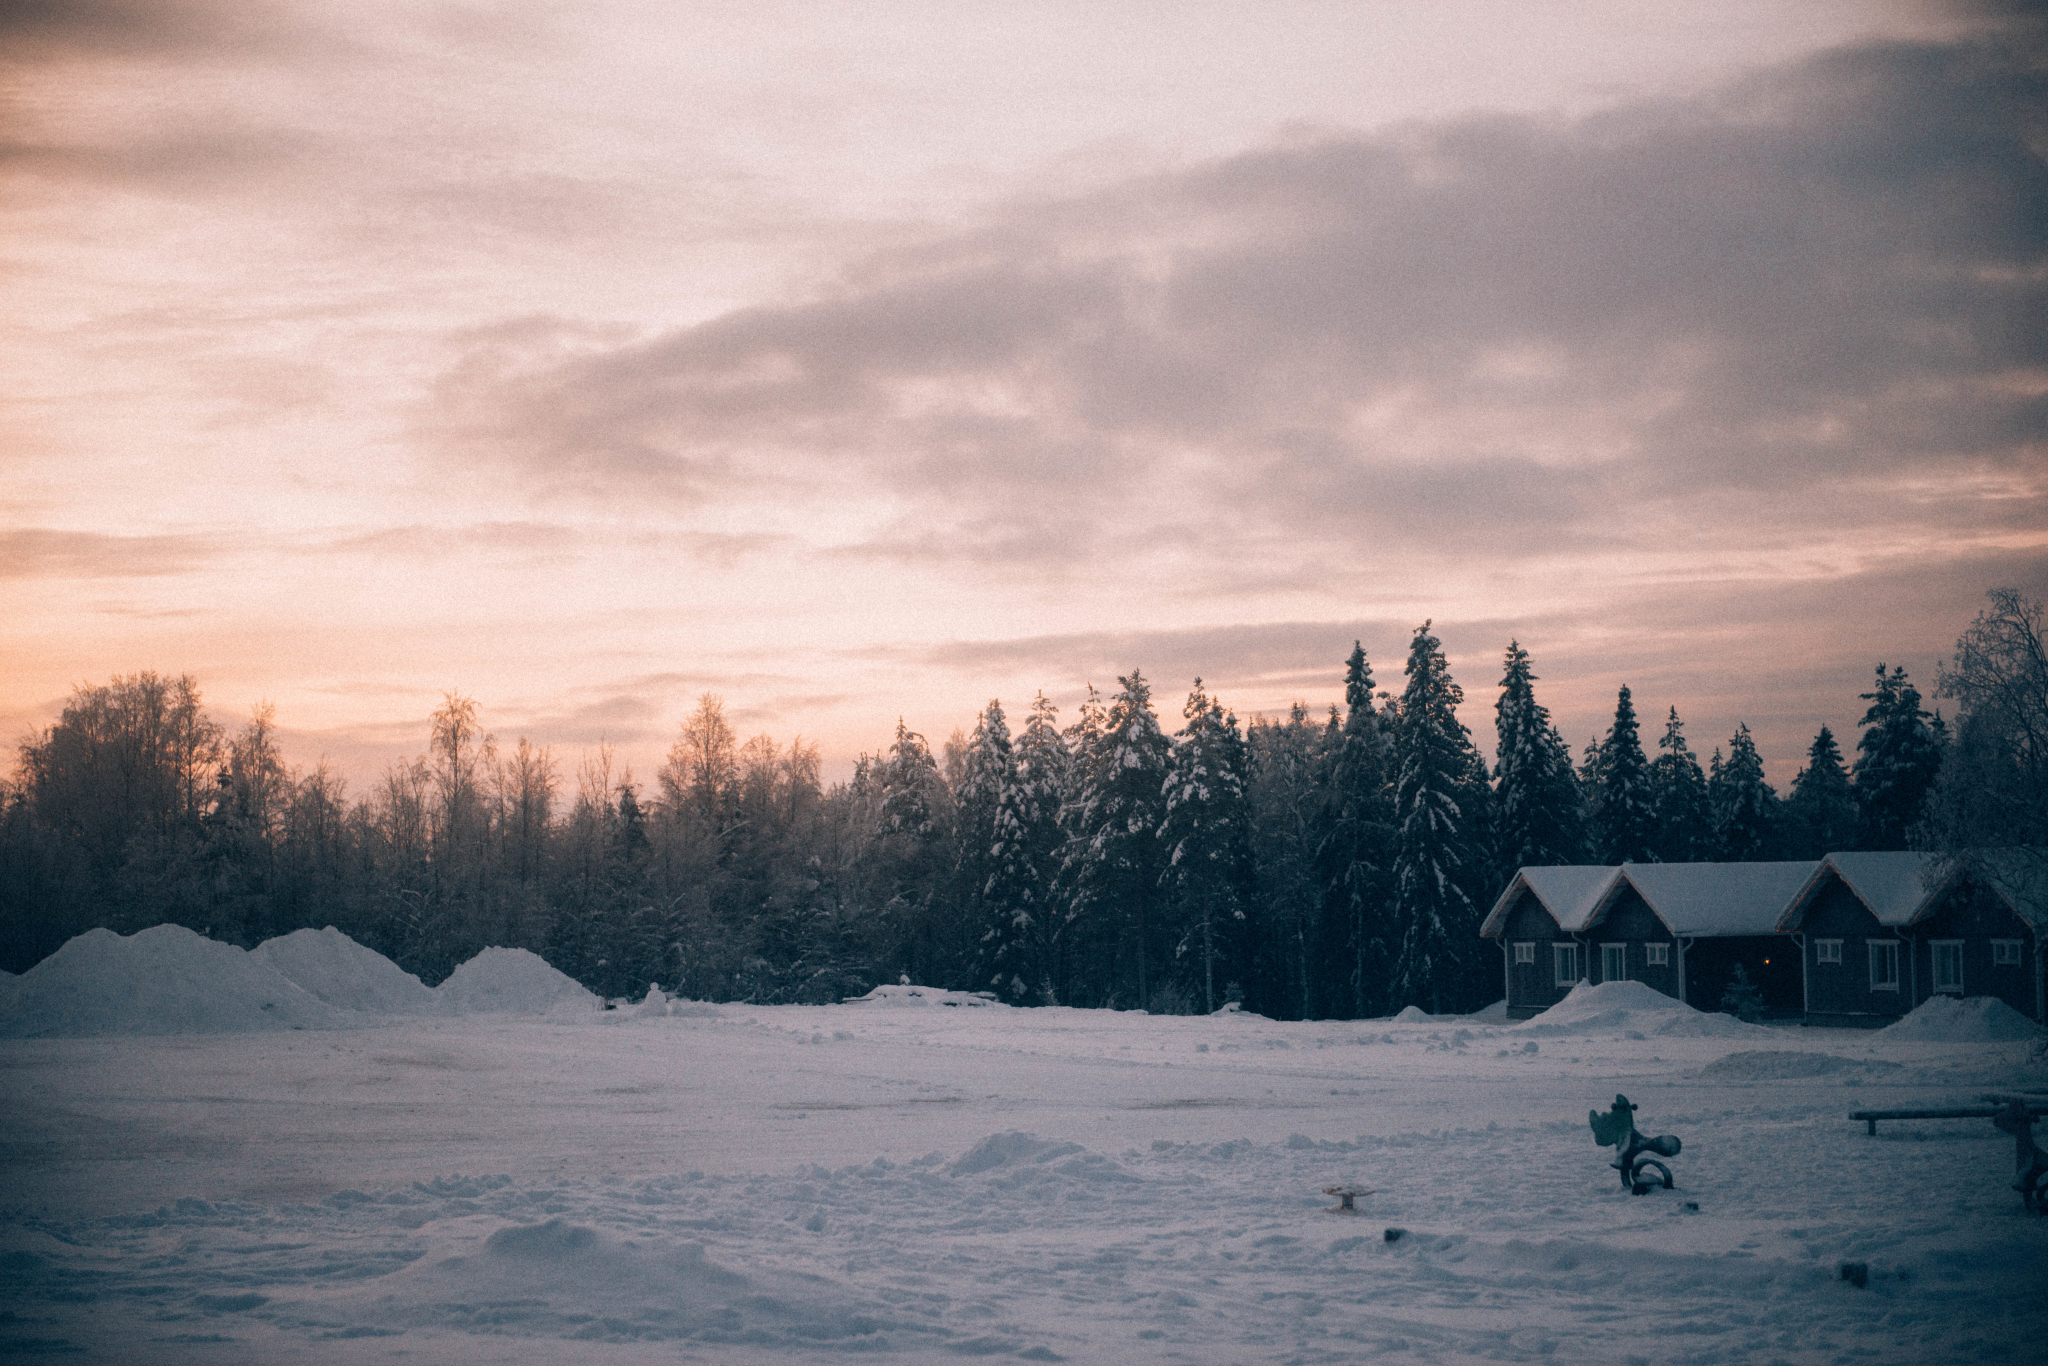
[4,0,2044,795]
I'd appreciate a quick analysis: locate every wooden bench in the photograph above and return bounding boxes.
[1853,1104,2048,1136]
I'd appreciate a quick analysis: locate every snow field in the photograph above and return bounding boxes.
[2,931,2045,1362]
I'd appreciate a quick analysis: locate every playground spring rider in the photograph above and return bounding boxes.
[1590,1094,1682,1194]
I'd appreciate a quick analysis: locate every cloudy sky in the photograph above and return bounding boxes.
[4,0,2044,792]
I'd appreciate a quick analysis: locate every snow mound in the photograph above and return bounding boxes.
[948,1131,1084,1176]
[1391,1005,1432,1023]
[1465,999,1509,1022]
[252,927,444,1016]
[1881,994,2046,1042]
[844,983,999,1008]
[1698,1050,1903,1080]
[1515,979,1770,1039]
[300,1218,899,1347]
[0,925,353,1037]
[437,947,598,1015]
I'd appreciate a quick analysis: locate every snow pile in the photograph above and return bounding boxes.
[1881,994,2046,1042]
[844,983,998,1008]
[1698,1050,1903,1080]
[436,947,599,1015]
[1515,979,1770,1039]
[251,927,444,1016]
[305,1217,905,1347]
[948,1131,1085,1176]
[0,925,351,1038]
[638,984,669,1016]
[1391,1005,1432,1022]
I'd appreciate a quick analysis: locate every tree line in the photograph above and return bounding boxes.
[3,589,2041,1017]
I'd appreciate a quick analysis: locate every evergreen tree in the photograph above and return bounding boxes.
[1492,642,1590,871]
[1710,723,1779,860]
[876,720,956,983]
[1316,642,1397,1018]
[1159,680,1251,1014]
[1591,686,1656,863]
[1648,707,1710,862]
[1389,623,1488,1013]
[1852,665,1944,850]
[1062,673,1169,1009]
[980,693,1067,1003]
[957,700,1028,1001]
[1783,725,1857,857]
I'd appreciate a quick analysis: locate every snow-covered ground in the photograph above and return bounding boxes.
[2,931,2046,1364]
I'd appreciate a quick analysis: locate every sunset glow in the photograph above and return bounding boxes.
[5,0,2042,789]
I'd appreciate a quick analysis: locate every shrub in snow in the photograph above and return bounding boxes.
[0,925,352,1037]
[437,947,599,1015]
[1881,994,2045,1042]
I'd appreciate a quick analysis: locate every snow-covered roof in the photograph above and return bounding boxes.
[1936,849,2048,930]
[1826,851,1941,927]
[1607,860,1818,937]
[1480,865,1621,937]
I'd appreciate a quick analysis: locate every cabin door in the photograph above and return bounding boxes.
[1601,943,1627,984]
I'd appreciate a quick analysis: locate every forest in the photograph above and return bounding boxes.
[2,589,2041,1019]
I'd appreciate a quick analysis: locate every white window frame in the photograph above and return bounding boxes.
[1992,939,2022,966]
[1601,943,1627,984]
[1553,943,1581,988]
[1868,939,1900,992]
[1815,938,1842,964]
[1645,943,1670,966]
[1513,941,1535,964]
[1930,939,1964,994]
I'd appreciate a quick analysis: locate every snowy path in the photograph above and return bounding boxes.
[4,1004,2045,1363]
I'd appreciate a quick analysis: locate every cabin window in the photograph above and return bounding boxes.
[1815,939,1842,964]
[1553,943,1581,987]
[1992,939,2022,966]
[1931,940,1963,994]
[1645,943,1670,966]
[1867,940,1899,991]
[1514,942,1535,964]
[1601,943,1627,983]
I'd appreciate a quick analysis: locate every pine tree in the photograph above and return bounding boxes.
[1492,642,1590,871]
[1710,723,1779,859]
[1648,708,1710,862]
[1852,665,1944,850]
[1317,642,1397,1018]
[1591,686,1656,864]
[1390,623,1487,1014]
[980,693,1068,1003]
[877,720,955,983]
[1159,680,1251,1014]
[1062,673,1169,1009]
[955,699,1013,947]
[1783,725,1857,857]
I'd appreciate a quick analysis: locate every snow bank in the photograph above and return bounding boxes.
[436,946,599,1015]
[251,927,444,1016]
[1515,979,1770,1039]
[1391,1005,1431,1022]
[1881,994,2046,1042]
[1697,1050,1903,1080]
[0,925,352,1037]
[844,983,999,1008]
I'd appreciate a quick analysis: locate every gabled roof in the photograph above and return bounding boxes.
[1928,849,2048,931]
[1607,860,1819,937]
[1480,865,1621,937]
[1778,851,1939,931]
